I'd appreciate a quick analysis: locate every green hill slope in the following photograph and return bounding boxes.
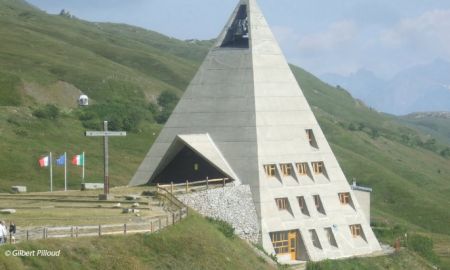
[0,213,275,270]
[0,0,449,268]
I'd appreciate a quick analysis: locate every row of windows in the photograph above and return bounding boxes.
[275,192,353,215]
[270,224,364,254]
[264,162,325,177]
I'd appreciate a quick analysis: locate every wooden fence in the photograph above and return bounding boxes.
[156,177,231,194]
[12,211,188,243]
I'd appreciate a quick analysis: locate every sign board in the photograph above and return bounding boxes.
[85,131,127,137]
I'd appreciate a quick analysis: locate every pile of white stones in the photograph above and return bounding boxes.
[178,184,260,243]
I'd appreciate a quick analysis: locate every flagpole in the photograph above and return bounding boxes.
[49,152,53,192]
[82,151,85,183]
[64,152,67,191]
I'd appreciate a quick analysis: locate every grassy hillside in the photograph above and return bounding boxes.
[0,0,449,268]
[0,213,275,270]
[399,112,450,146]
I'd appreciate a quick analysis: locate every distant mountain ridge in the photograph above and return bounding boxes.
[321,59,450,115]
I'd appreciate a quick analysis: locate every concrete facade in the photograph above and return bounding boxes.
[129,0,381,262]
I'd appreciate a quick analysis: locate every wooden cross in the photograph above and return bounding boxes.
[85,121,126,198]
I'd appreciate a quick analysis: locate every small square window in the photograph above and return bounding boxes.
[298,196,310,216]
[313,195,326,215]
[306,129,318,148]
[264,164,276,177]
[309,229,322,249]
[312,162,324,174]
[339,192,351,205]
[349,224,362,238]
[280,163,292,176]
[325,227,338,247]
[296,162,308,175]
[275,198,289,210]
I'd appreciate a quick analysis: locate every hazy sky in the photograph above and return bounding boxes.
[27,0,450,79]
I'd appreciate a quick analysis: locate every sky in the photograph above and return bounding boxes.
[26,0,450,79]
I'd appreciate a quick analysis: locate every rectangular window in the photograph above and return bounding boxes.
[309,229,322,249]
[306,129,318,148]
[298,196,310,216]
[275,198,289,210]
[313,195,326,215]
[270,231,289,254]
[264,164,276,177]
[296,162,308,175]
[312,162,324,174]
[280,163,292,176]
[325,227,338,247]
[349,224,362,238]
[339,192,351,205]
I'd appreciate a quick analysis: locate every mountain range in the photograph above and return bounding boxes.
[321,59,450,115]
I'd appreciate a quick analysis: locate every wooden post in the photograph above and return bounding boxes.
[171,182,174,193]
[26,230,29,241]
[99,225,102,236]
[71,227,74,238]
[185,180,188,193]
[76,227,79,238]
[43,228,45,239]
[124,224,127,235]
[206,177,209,190]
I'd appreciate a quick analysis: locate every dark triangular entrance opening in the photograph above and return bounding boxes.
[153,146,227,184]
[220,4,249,48]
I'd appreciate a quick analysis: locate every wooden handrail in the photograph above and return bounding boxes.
[157,178,229,188]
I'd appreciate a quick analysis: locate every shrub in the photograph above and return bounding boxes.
[32,104,60,119]
[408,234,440,265]
[440,147,450,158]
[206,217,234,239]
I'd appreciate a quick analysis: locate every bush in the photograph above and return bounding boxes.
[154,90,179,124]
[78,102,147,132]
[32,104,60,119]
[440,147,450,158]
[408,234,440,265]
[206,217,234,239]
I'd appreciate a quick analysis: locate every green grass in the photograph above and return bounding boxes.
[0,212,275,270]
[305,250,433,270]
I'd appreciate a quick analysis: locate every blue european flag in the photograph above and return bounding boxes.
[56,154,65,166]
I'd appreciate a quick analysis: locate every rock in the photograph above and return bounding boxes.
[113,203,121,208]
[81,183,104,190]
[125,195,140,201]
[11,186,27,193]
[132,209,140,213]
[0,209,16,214]
[122,208,131,213]
[132,202,139,208]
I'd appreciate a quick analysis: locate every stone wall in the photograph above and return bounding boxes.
[178,185,260,243]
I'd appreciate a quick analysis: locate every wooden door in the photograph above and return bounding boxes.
[288,230,297,260]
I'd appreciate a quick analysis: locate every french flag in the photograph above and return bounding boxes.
[39,156,49,167]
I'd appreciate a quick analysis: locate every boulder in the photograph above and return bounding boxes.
[11,186,27,193]
[0,209,16,214]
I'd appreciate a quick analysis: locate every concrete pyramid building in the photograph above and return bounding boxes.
[130,0,381,262]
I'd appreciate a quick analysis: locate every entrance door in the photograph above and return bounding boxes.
[288,230,297,260]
